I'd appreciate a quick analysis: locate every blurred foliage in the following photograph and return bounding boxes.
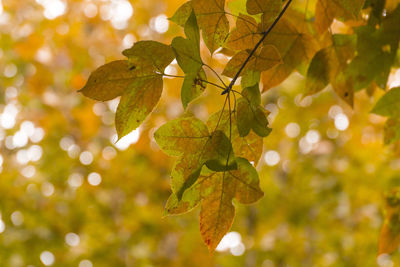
[1,0,400,266]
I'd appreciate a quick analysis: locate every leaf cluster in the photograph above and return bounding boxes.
[79,0,400,252]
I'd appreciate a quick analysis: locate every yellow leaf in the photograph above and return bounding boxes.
[192,0,229,54]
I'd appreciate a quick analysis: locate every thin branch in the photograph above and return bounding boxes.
[203,63,228,87]
[213,95,229,133]
[199,79,226,90]
[221,0,293,95]
[161,73,186,78]
[162,73,226,91]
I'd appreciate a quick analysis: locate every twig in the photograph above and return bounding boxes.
[221,0,293,95]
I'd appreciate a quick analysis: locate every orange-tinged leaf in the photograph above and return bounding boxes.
[379,189,400,255]
[79,60,133,101]
[226,14,260,51]
[315,0,365,34]
[246,0,282,28]
[262,18,318,91]
[192,0,229,54]
[306,34,356,103]
[199,158,263,252]
[222,45,281,78]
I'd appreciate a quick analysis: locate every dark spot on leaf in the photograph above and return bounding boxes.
[129,66,136,70]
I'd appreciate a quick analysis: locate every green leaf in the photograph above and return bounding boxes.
[235,84,271,137]
[251,106,272,137]
[246,0,282,28]
[306,34,356,106]
[207,109,264,164]
[172,37,202,74]
[346,6,400,90]
[384,118,400,144]
[154,116,210,157]
[79,60,135,101]
[172,11,207,108]
[241,70,261,88]
[154,115,237,199]
[315,0,366,34]
[261,18,319,91]
[242,83,261,105]
[192,0,229,54]
[226,14,260,51]
[306,48,331,95]
[115,75,163,138]
[222,45,281,78]
[372,87,400,117]
[169,1,193,27]
[181,69,207,108]
[227,0,249,17]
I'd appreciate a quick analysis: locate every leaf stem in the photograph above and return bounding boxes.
[161,73,186,78]
[221,0,293,95]
[203,63,228,87]
[162,73,226,90]
[199,79,226,90]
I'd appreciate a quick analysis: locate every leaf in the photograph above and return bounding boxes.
[79,60,135,101]
[181,69,207,108]
[384,118,400,144]
[192,0,229,54]
[154,115,237,199]
[241,70,261,88]
[228,0,249,16]
[226,14,260,51]
[115,75,163,138]
[236,84,272,137]
[306,34,356,105]
[207,109,264,164]
[172,11,207,108]
[372,87,400,118]
[246,0,282,28]
[315,0,366,34]
[379,189,400,255]
[169,1,193,27]
[154,116,210,157]
[346,6,400,90]
[199,158,263,251]
[166,158,264,252]
[222,45,281,78]
[114,41,175,139]
[261,18,319,91]
[122,40,175,74]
